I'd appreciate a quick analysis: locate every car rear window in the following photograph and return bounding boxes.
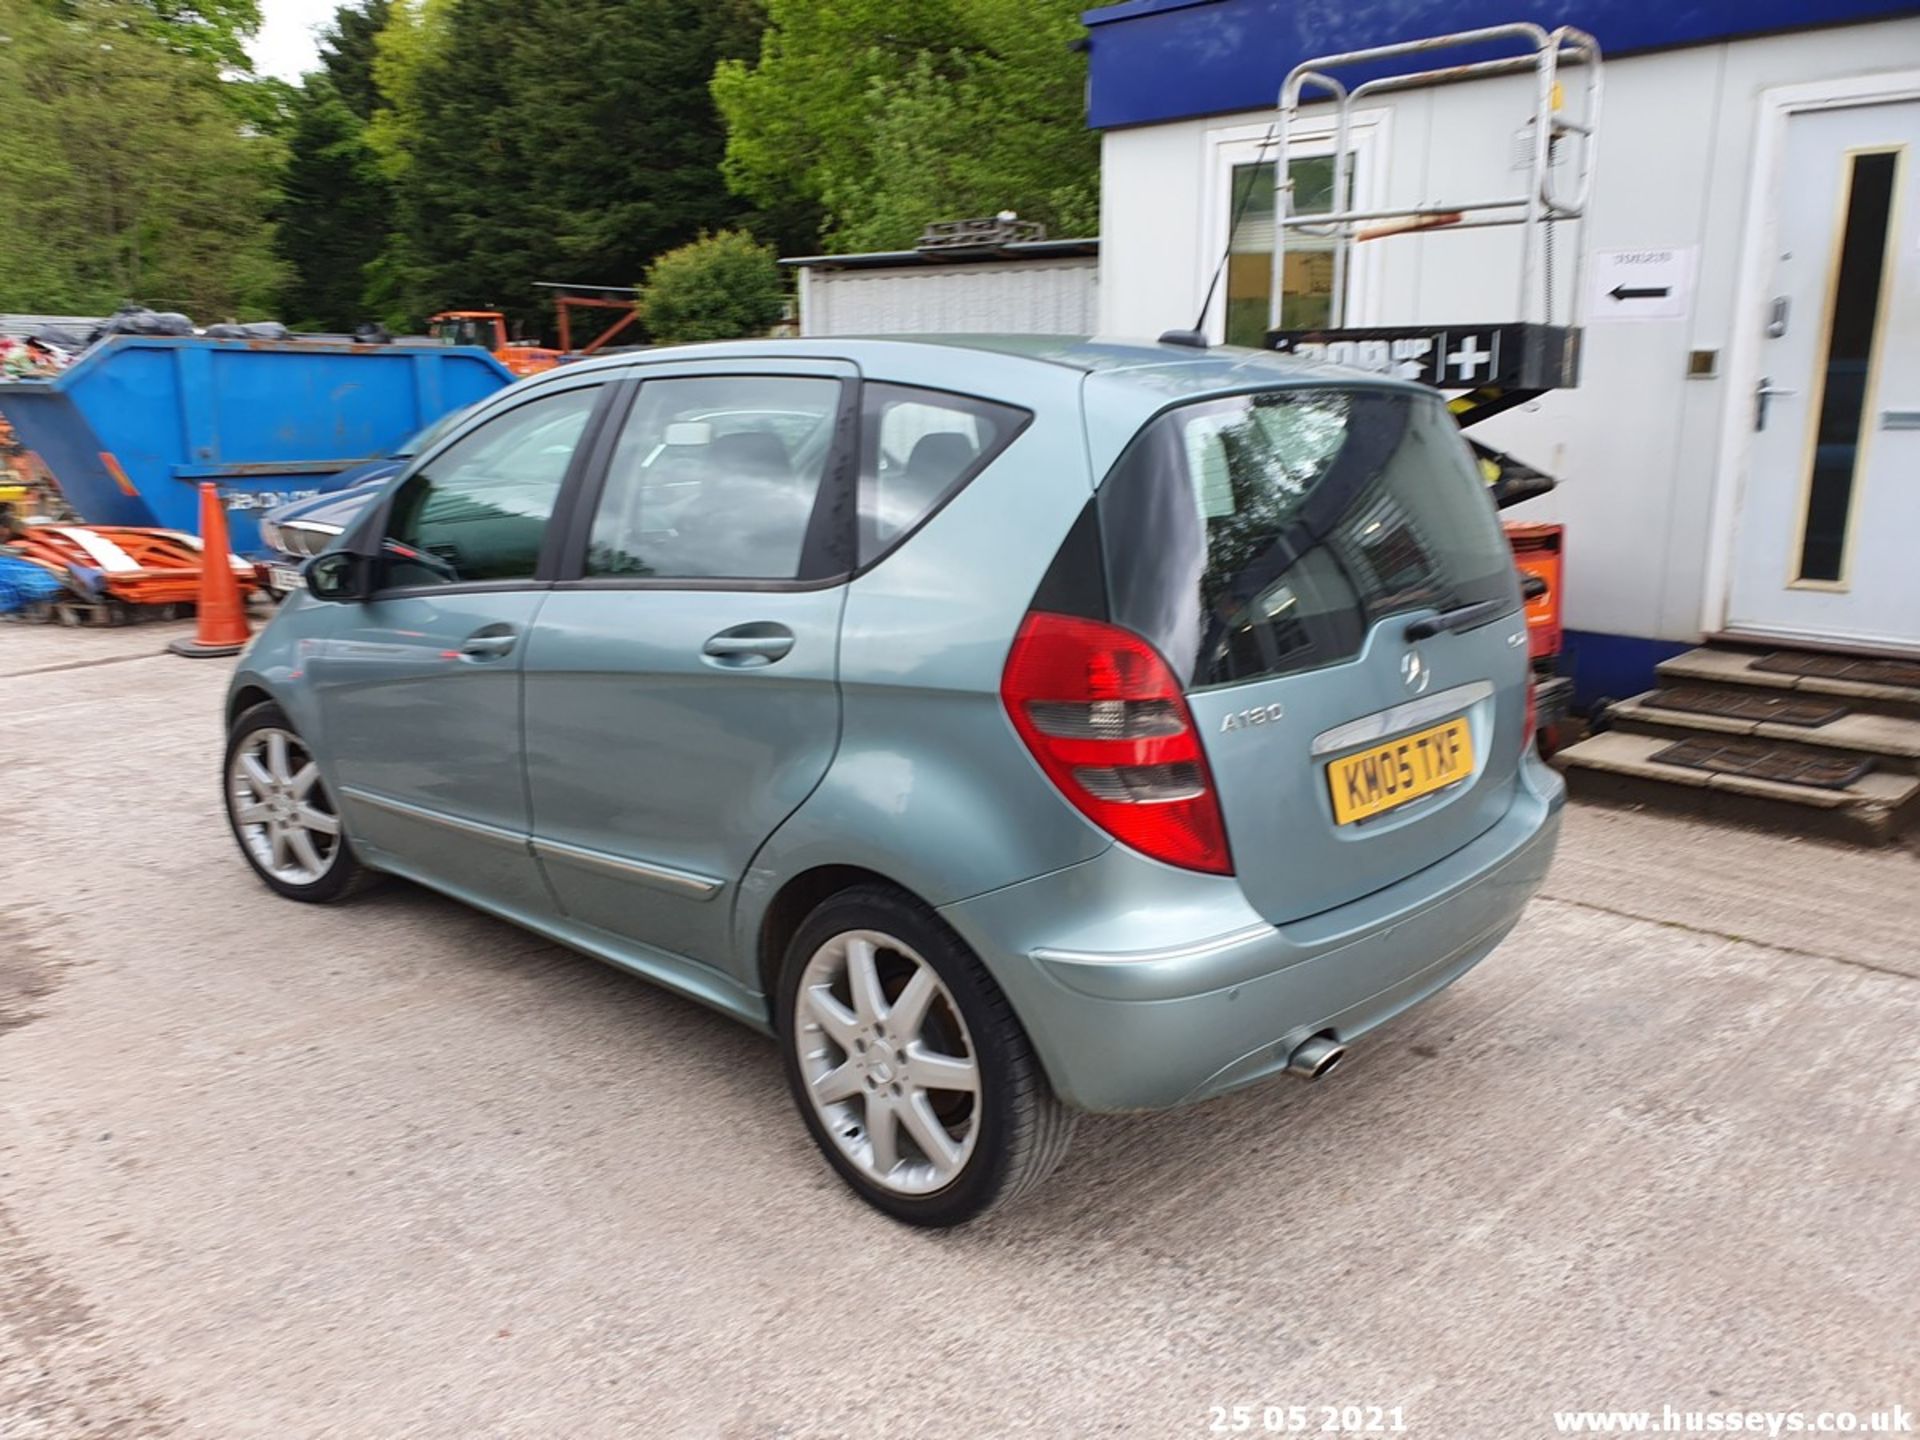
[1098,387,1518,690]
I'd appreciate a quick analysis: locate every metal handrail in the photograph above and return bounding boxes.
[1268,23,1602,330]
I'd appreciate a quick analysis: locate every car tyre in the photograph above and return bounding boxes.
[224,701,373,904]
[777,884,1075,1227]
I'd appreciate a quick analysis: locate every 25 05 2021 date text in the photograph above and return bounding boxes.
[1207,1404,1410,1434]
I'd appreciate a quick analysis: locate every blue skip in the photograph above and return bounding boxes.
[0,335,513,556]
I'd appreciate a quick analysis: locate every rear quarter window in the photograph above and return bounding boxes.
[1098,387,1518,689]
[858,384,1029,567]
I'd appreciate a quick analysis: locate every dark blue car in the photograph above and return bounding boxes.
[258,407,472,593]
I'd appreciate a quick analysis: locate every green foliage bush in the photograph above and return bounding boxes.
[638,230,787,344]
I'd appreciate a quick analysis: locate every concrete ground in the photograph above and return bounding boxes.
[2,621,1916,1439]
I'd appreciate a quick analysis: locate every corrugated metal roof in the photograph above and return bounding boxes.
[779,239,1100,271]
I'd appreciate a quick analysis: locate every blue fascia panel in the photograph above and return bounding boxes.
[1082,0,1920,129]
[1559,629,1694,711]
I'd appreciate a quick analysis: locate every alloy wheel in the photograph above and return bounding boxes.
[227,727,342,887]
[792,929,982,1196]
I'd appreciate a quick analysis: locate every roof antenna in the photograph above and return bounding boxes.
[1162,121,1279,350]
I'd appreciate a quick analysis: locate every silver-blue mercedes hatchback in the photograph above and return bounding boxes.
[223,336,1564,1225]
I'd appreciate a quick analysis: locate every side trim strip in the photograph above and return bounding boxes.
[339,786,530,850]
[1310,680,1495,757]
[530,837,723,900]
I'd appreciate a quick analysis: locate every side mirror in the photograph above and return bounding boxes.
[305,551,372,602]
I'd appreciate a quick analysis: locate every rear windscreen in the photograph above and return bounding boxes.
[1098,388,1518,690]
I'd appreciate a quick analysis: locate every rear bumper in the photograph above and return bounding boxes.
[939,753,1565,1112]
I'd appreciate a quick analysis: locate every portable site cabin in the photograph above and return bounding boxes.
[1085,0,1920,702]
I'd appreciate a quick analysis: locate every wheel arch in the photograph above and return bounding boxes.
[227,682,275,729]
[753,864,925,1016]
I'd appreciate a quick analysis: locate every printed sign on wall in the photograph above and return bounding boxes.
[1586,246,1698,321]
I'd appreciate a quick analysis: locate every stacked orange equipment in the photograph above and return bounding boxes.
[168,483,252,658]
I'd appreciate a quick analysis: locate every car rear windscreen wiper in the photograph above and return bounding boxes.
[1403,598,1510,640]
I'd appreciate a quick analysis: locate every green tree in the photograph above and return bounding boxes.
[277,82,392,329]
[315,0,388,118]
[638,229,785,343]
[362,0,450,184]
[276,2,393,330]
[43,1,274,118]
[359,0,451,327]
[379,0,763,337]
[711,0,1097,252]
[137,0,261,70]
[226,73,300,138]
[0,0,284,317]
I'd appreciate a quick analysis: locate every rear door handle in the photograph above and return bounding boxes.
[1404,598,1509,640]
[458,629,518,659]
[702,622,795,667]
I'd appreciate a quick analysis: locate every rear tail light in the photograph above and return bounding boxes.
[1000,612,1233,875]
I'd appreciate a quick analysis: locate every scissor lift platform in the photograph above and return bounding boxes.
[1260,23,1601,427]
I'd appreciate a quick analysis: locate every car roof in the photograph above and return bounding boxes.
[557,334,1401,388]
[545,335,1432,478]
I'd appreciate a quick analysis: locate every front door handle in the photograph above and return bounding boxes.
[1755,376,1798,432]
[702,622,795,667]
[458,628,518,660]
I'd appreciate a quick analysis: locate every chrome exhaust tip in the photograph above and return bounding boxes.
[1285,1033,1346,1082]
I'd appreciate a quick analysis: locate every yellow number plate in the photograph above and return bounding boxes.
[1326,716,1475,825]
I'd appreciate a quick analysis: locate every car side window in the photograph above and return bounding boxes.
[382,386,600,588]
[858,384,1027,566]
[585,374,843,581]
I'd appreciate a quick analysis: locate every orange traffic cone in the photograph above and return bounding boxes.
[168,483,252,658]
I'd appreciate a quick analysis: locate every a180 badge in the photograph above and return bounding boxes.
[1219,702,1285,733]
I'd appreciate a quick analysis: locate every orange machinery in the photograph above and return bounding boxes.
[428,287,640,377]
[425,311,563,378]
[1504,520,1569,753]
[1505,521,1564,660]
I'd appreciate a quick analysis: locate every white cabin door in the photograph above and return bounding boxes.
[1726,99,1920,650]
